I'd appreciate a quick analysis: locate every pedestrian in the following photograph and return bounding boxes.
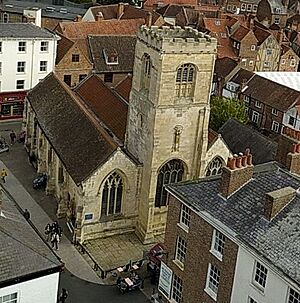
[52,220,62,237]
[44,223,52,241]
[9,130,16,145]
[1,168,7,183]
[59,288,68,303]
[23,209,30,221]
[50,231,60,250]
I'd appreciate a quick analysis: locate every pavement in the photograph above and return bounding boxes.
[0,121,152,302]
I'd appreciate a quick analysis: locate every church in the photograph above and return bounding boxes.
[24,25,231,245]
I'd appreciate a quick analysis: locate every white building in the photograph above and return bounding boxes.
[0,189,62,303]
[0,23,59,119]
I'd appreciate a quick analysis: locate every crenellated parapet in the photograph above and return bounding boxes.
[138,25,217,54]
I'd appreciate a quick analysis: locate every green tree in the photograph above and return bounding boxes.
[209,96,248,131]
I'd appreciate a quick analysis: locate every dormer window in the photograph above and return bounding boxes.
[103,49,119,65]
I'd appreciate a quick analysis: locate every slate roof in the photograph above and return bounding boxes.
[0,0,87,21]
[230,68,254,84]
[168,163,300,285]
[0,191,61,285]
[243,75,300,112]
[0,23,57,39]
[219,118,277,164]
[114,74,132,102]
[74,75,128,142]
[214,57,238,79]
[27,73,118,184]
[88,35,136,73]
[56,19,144,39]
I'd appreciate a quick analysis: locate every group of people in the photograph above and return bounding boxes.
[45,221,62,250]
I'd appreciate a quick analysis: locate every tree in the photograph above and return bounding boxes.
[209,96,248,131]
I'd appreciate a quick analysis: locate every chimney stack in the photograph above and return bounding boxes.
[74,15,82,22]
[276,126,300,175]
[117,2,125,19]
[277,29,284,45]
[264,187,296,221]
[219,149,254,198]
[95,12,104,21]
[146,12,152,27]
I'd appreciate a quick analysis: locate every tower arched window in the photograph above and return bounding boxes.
[101,172,123,216]
[155,159,185,207]
[205,157,224,176]
[141,54,151,90]
[175,63,195,97]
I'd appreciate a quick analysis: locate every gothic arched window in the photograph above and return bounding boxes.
[101,172,123,216]
[141,54,151,90]
[175,63,195,97]
[205,157,224,176]
[155,159,185,207]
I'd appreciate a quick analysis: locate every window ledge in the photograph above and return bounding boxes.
[209,249,223,262]
[250,281,265,295]
[177,222,189,233]
[204,287,217,301]
[173,259,184,271]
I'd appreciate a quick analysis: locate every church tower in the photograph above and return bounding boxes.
[126,25,217,243]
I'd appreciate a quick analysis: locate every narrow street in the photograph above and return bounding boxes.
[0,120,150,303]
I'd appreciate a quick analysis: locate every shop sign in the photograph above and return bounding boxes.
[158,261,173,299]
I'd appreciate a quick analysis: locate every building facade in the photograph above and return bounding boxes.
[24,26,232,247]
[0,23,58,119]
[161,131,300,302]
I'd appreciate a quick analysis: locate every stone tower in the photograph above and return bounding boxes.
[126,25,217,243]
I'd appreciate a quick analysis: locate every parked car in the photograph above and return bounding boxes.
[0,137,9,153]
[33,174,47,189]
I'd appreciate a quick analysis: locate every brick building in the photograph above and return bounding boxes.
[54,18,144,87]
[201,15,299,71]
[241,74,300,134]
[160,129,300,302]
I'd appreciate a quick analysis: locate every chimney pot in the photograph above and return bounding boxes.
[236,156,242,168]
[242,155,247,167]
[245,148,250,156]
[247,154,253,165]
[292,143,297,153]
[297,144,300,153]
[227,157,236,170]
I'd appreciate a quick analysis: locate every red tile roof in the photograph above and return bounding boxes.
[114,75,132,102]
[56,19,145,39]
[231,25,250,41]
[56,34,74,64]
[74,75,128,142]
[203,18,237,59]
[144,0,197,8]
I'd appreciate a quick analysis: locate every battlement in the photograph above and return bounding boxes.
[138,25,217,54]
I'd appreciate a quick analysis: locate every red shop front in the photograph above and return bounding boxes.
[0,91,27,120]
